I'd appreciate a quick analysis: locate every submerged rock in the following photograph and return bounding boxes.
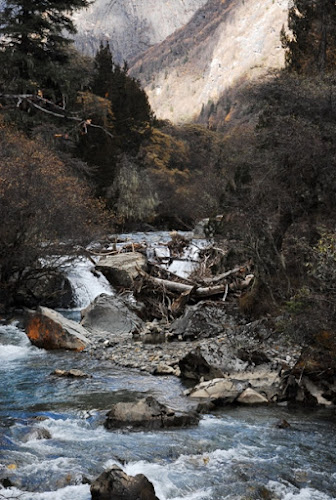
[81,294,143,337]
[51,369,89,378]
[96,252,147,288]
[25,307,89,351]
[104,396,199,430]
[22,427,52,442]
[91,465,159,500]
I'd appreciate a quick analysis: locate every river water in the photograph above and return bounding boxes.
[1,324,336,500]
[1,233,336,499]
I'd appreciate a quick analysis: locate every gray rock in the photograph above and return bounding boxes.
[170,302,235,340]
[22,427,52,442]
[179,342,248,381]
[81,294,143,337]
[25,307,90,351]
[96,252,147,288]
[105,396,199,430]
[91,464,160,500]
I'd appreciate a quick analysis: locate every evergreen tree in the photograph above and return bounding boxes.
[92,42,152,135]
[281,0,336,73]
[0,0,90,95]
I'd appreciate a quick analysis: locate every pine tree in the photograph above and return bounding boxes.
[0,0,90,95]
[281,0,336,73]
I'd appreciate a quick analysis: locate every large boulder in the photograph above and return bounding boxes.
[80,294,143,337]
[25,307,90,351]
[91,465,159,500]
[16,272,74,309]
[169,302,235,340]
[179,342,248,381]
[96,252,147,288]
[104,396,199,430]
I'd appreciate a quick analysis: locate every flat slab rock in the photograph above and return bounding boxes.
[105,396,199,430]
[91,465,159,500]
[25,307,90,351]
[187,368,281,404]
[96,252,147,288]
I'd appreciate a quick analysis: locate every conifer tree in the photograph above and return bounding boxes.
[0,0,90,95]
[281,0,336,73]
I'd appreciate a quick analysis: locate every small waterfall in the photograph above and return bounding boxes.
[63,257,114,309]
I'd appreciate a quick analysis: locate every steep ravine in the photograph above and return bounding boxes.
[131,0,288,122]
[73,0,208,61]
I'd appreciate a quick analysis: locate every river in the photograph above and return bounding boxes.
[1,232,336,499]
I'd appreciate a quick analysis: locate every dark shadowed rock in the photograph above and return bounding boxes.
[178,343,248,381]
[105,396,199,430]
[25,307,89,351]
[16,272,74,309]
[91,465,160,500]
[81,294,143,337]
[179,349,224,381]
[96,252,147,288]
[169,302,232,340]
[275,419,291,429]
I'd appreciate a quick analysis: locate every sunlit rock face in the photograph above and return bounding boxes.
[130,0,289,122]
[73,0,208,61]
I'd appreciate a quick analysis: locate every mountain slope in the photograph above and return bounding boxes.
[130,0,288,122]
[73,0,208,61]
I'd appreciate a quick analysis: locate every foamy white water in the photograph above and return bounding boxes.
[62,257,114,308]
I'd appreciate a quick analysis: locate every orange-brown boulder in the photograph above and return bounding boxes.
[25,307,90,351]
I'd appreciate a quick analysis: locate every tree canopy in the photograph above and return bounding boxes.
[0,0,90,95]
[281,0,336,73]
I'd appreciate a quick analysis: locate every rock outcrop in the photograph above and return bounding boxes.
[105,396,199,430]
[25,307,90,351]
[91,465,159,500]
[73,0,207,60]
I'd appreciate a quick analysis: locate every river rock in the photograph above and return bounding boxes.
[237,388,268,405]
[25,307,90,351]
[169,302,235,340]
[80,294,143,337]
[22,427,52,442]
[104,396,199,430]
[51,369,89,378]
[96,252,147,288]
[187,377,248,403]
[91,465,159,500]
[187,366,282,404]
[179,343,248,381]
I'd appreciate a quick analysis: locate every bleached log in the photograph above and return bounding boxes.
[201,267,241,285]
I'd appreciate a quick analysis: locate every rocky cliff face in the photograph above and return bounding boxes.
[130,0,289,122]
[73,0,208,61]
